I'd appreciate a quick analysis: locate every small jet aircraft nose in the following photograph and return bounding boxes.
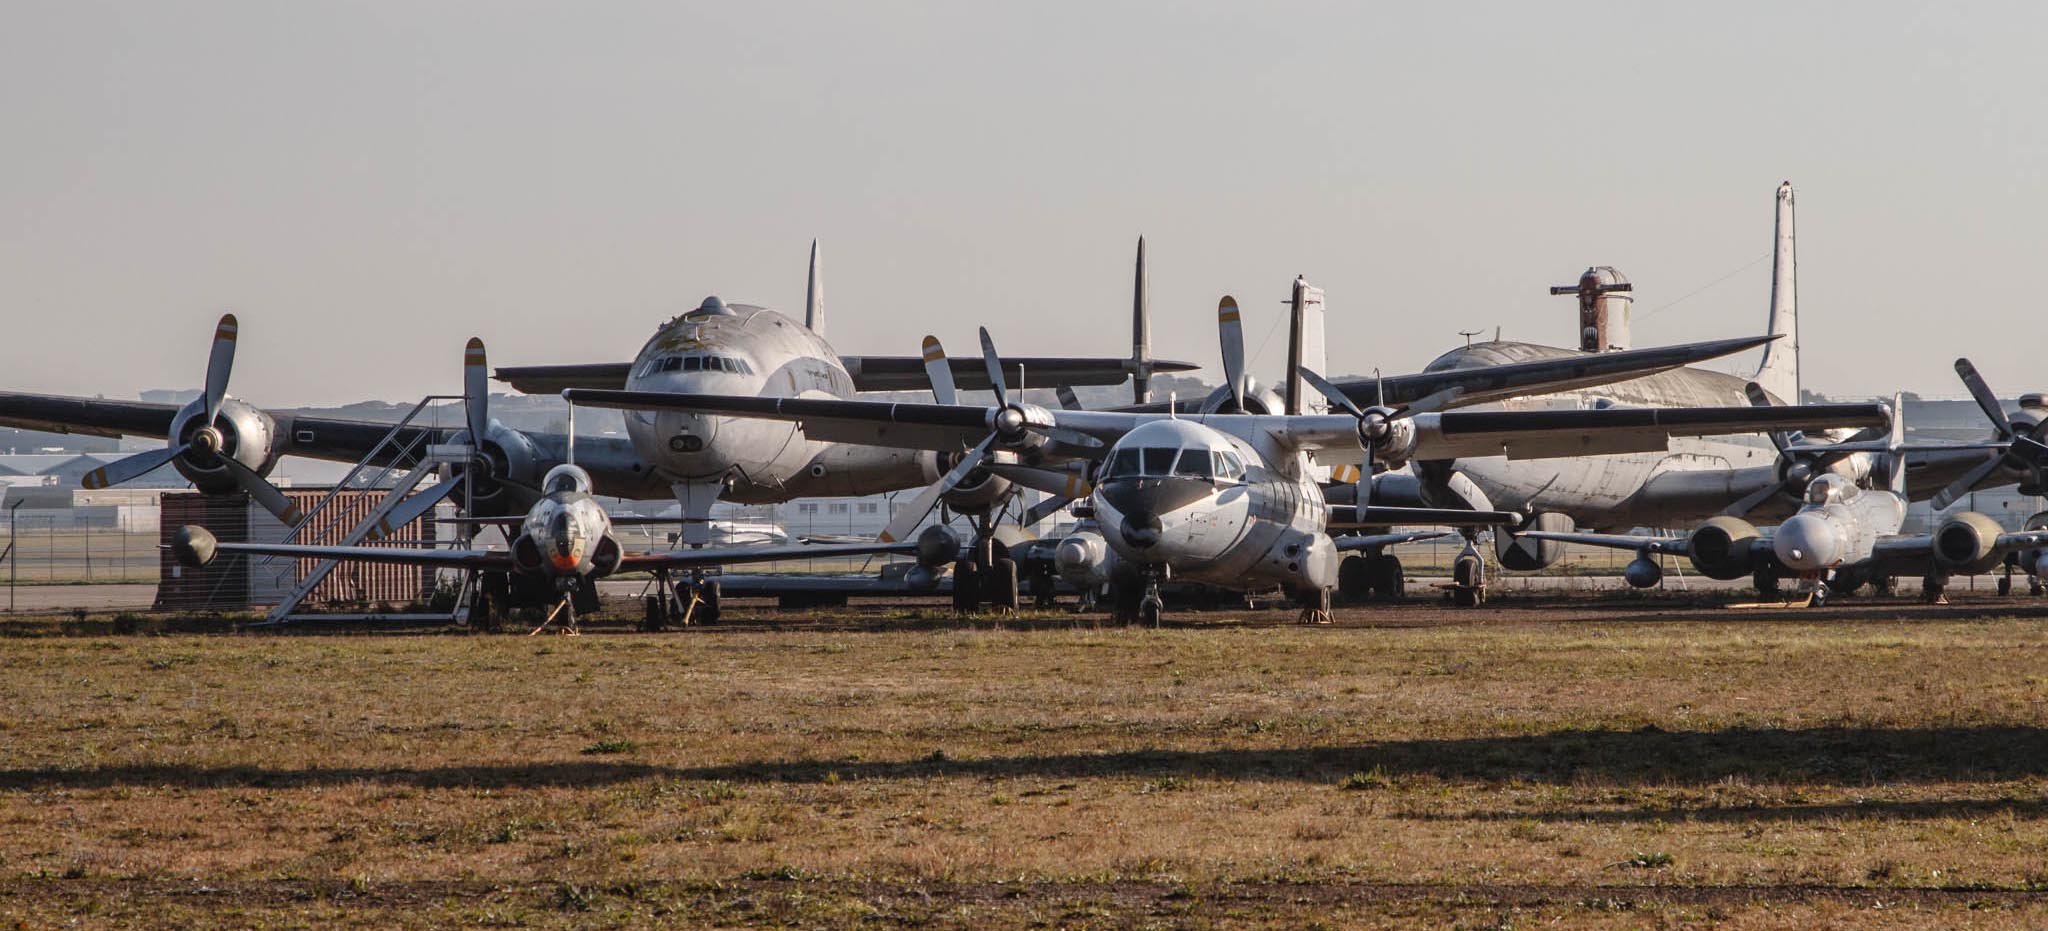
[1120,510,1163,549]
[1773,513,1840,571]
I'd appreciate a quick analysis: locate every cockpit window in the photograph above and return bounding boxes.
[639,354,755,377]
[1804,474,1850,505]
[1107,447,1142,478]
[1174,451,1213,479]
[1142,448,1177,476]
[541,464,593,495]
[1211,450,1245,481]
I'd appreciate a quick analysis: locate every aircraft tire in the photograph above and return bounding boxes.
[642,595,666,632]
[698,580,722,624]
[1371,554,1405,602]
[1108,567,1143,625]
[1999,574,2013,596]
[470,586,499,633]
[952,560,981,614]
[986,558,1021,613]
[1029,565,1058,608]
[1753,569,1781,596]
[1336,555,1370,605]
[1138,595,1163,628]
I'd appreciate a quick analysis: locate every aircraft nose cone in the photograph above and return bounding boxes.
[1773,514,1839,571]
[1120,511,1163,550]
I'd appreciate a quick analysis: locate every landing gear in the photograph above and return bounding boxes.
[1753,567,1782,597]
[1806,576,1831,608]
[1138,592,1163,628]
[1998,560,2015,596]
[1338,552,1408,605]
[947,513,1020,616]
[1870,571,1896,598]
[985,557,1021,613]
[1028,561,1059,608]
[952,559,981,613]
[1921,572,1949,605]
[1449,542,1485,608]
[1113,566,1166,627]
[1296,585,1334,624]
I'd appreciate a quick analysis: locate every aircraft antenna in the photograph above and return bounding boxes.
[1458,329,1484,347]
[566,402,576,467]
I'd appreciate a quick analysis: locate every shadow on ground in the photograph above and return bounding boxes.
[6,725,2044,793]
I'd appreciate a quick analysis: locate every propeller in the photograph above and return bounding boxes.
[1218,296,1247,412]
[81,314,304,526]
[1719,381,1887,517]
[363,337,492,540]
[1931,358,2048,509]
[1297,365,1463,509]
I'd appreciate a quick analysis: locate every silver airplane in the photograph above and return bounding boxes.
[167,461,928,629]
[563,302,1891,623]
[1367,181,2044,596]
[1519,407,2048,605]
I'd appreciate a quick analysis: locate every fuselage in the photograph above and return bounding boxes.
[1417,341,1804,529]
[513,465,621,579]
[1770,474,1907,572]
[619,298,930,503]
[1088,418,1338,595]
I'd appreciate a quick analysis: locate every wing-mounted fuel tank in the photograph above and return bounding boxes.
[1932,511,2007,574]
[1687,515,1765,580]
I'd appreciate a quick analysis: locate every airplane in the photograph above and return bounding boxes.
[167,460,937,631]
[562,303,1892,623]
[1516,403,2048,605]
[1367,181,2045,596]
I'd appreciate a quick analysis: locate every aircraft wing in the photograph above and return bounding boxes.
[0,392,183,438]
[1518,531,1691,556]
[842,356,1196,392]
[1326,506,1520,530]
[492,363,634,395]
[1333,530,1456,551]
[495,357,1198,396]
[204,540,518,569]
[1871,529,2048,562]
[616,540,915,571]
[564,390,1000,453]
[1417,403,1891,461]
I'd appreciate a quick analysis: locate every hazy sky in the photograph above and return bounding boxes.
[2,2,2041,407]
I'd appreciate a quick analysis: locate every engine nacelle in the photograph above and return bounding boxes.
[921,452,1013,516]
[1687,515,1763,580]
[1054,527,1115,590]
[1496,512,1573,571]
[914,525,961,569]
[2022,511,2048,578]
[471,423,545,510]
[589,535,623,577]
[1198,378,1286,415]
[1623,555,1663,588]
[166,397,282,494]
[1933,511,2006,574]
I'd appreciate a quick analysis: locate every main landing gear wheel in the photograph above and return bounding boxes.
[1337,555,1370,605]
[952,559,982,614]
[1450,550,1485,608]
[985,558,1020,614]
[1753,568,1782,596]
[1921,573,1949,605]
[1371,554,1406,602]
[693,579,722,625]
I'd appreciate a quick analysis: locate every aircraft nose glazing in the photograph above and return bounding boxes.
[1773,513,1840,571]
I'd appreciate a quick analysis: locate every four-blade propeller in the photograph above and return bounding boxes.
[1931,358,2048,509]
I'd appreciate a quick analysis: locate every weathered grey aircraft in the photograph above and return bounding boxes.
[1520,409,2048,605]
[168,461,925,629]
[563,303,1891,622]
[1374,181,2043,596]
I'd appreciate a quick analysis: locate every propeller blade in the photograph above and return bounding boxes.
[1955,358,2015,439]
[1295,366,1366,419]
[220,456,305,527]
[1218,296,1245,411]
[203,313,239,426]
[365,477,463,541]
[464,337,490,444]
[1743,381,1798,453]
[1396,386,1465,418]
[879,434,996,543]
[1023,495,1073,528]
[977,327,1008,409]
[1930,452,2008,511]
[984,462,1094,498]
[80,444,190,490]
[1722,479,1786,518]
[1055,385,1082,411]
[921,336,957,406]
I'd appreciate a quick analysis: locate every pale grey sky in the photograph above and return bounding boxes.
[2,1,2041,406]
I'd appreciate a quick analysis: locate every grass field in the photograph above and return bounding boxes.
[3,599,2047,928]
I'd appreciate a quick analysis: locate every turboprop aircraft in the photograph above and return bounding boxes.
[169,461,930,630]
[1517,404,2048,605]
[1372,181,2042,596]
[563,300,1891,622]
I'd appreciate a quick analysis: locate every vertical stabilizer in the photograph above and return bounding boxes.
[804,239,824,335]
[1284,276,1327,415]
[1130,237,1152,404]
[1752,182,1800,402]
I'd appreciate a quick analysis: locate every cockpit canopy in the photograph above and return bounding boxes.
[636,353,757,377]
[1102,446,1247,481]
[542,463,594,496]
[1803,473,1856,506]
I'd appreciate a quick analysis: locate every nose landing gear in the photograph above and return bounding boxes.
[1110,564,1167,627]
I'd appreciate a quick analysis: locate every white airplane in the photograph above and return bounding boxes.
[1368,182,2044,596]
[1519,405,2048,605]
[564,304,1890,623]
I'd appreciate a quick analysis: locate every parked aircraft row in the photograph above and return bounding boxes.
[2,181,2039,624]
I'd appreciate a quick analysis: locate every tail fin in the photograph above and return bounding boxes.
[1284,276,1327,415]
[1752,181,1800,402]
[804,239,824,334]
[1130,236,1151,404]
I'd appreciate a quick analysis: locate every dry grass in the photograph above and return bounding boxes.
[3,603,2048,927]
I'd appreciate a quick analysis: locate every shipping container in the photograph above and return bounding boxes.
[156,487,439,611]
